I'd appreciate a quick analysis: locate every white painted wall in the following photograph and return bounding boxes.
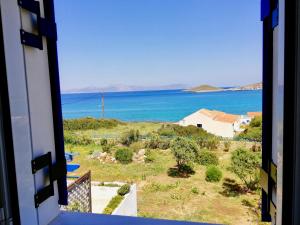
[179,111,236,138]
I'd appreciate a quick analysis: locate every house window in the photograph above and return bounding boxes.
[197,124,202,128]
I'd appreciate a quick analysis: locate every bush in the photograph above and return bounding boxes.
[170,137,198,169]
[64,118,124,130]
[230,148,261,190]
[249,116,262,128]
[236,116,262,142]
[117,184,131,196]
[100,138,108,146]
[130,141,145,152]
[102,195,124,214]
[115,147,133,164]
[197,150,219,166]
[64,132,93,145]
[223,140,231,152]
[120,129,140,146]
[158,124,215,139]
[145,149,156,163]
[66,201,87,212]
[205,165,222,182]
[195,137,220,150]
[100,138,114,153]
[191,187,199,194]
[145,134,170,150]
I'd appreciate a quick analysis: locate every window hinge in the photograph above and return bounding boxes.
[18,0,57,50]
[31,152,66,208]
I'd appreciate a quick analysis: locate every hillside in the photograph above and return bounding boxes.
[239,82,262,90]
[186,85,223,92]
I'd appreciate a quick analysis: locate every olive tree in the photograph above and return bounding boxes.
[230,148,261,190]
[170,137,198,171]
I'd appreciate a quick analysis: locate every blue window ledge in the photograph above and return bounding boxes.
[50,212,221,225]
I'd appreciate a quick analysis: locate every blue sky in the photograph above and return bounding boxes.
[54,0,262,91]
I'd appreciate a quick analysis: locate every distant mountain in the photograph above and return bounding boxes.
[185,85,223,92]
[62,84,188,94]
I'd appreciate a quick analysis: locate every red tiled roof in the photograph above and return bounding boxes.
[199,109,240,123]
[247,112,262,118]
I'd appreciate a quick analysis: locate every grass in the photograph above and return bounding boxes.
[66,121,266,225]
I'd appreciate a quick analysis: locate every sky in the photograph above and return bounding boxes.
[54,0,262,92]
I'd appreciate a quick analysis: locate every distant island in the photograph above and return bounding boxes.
[185,85,222,92]
[186,82,262,93]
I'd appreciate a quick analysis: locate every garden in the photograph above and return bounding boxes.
[64,117,268,225]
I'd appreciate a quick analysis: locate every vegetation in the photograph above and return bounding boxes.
[145,134,170,150]
[196,137,220,150]
[66,201,87,212]
[64,132,93,145]
[230,148,261,190]
[197,150,219,166]
[115,147,133,164]
[223,140,231,152]
[170,137,198,171]
[117,184,131,196]
[64,117,124,130]
[237,116,262,142]
[103,195,124,214]
[158,124,214,139]
[205,165,222,182]
[65,120,264,224]
[120,129,140,146]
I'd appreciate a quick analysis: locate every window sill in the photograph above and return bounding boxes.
[49,212,220,225]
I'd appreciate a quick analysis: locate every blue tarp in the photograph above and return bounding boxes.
[67,164,80,172]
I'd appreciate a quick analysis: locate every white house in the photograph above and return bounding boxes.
[178,109,241,138]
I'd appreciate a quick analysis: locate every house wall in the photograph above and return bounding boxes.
[179,112,235,138]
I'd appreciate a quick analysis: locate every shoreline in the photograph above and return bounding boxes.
[184,88,262,93]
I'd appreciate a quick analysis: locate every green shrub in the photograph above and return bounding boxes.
[223,140,231,152]
[64,132,93,145]
[100,138,108,146]
[249,116,262,128]
[145,149,156,163]
[230,148,261,190]
[117,184,131,196]
[195,137,220,150]
[100,139,115,153]
[236,116,262,142]
[66,201,87,212]
[120,129,140,146]
[205,165,222,182]
[197,150,219,166]
[158,124,215,139]
[130,141,145,152]
[191,187,199,194]
[115,147,133,164]
[64,118,124,130]
[145,134,170,150]
[102,195,124,214]
[170,137,198,169]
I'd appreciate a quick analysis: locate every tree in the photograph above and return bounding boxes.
[170,137,198,170]
[236,116,262,142]
[230,148,261,190]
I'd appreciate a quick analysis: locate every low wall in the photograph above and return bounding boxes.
[112,184,137,217]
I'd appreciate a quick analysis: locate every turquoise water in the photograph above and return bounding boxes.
[61,89,262,122]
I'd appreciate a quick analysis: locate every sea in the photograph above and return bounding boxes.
[61,89,262,122]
